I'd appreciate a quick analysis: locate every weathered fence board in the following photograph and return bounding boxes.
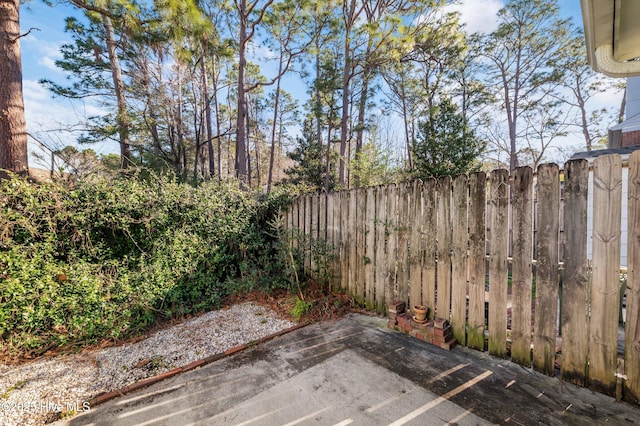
[311,193,319,274]
[589,155,622,395]
[451,175,469,345]
[626,151,640,404]
[533,164,560,375]
[488,169,509,358]
[304,194,312,272]
[325,193,336,291]
[397,182,410,305]
[340,191,349,293]
[561,159,590,386]
[467,173,486,350]
[436,176,453,320]
[511,166,534,367]
[365,187,376,307]
[348,189,358,295]
[356,188,367,301]
[386,184,398,308]
[422,179,438,319]
[375,186,388,314]
[408,181,423,308]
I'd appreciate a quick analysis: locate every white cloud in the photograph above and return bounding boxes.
[444,0,503,35]
[38,56,59,73]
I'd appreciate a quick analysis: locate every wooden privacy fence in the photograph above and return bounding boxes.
[283,153,640,405]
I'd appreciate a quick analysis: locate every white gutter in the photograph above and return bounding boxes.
[581,0,640,78]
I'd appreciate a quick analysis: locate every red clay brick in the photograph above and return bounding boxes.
[434,318,448,329]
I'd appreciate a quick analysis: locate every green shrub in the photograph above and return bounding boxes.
[0,171,300,358]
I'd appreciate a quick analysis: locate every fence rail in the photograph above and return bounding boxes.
[284,153,640,405]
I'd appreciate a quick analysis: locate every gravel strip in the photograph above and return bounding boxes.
[0,302,295,426]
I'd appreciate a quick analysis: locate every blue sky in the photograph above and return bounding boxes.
[19,0,621,169]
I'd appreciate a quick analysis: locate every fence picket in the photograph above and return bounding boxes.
[386,184,398,307]
[356,188,367,302]
[488,169,509,358]
[436,176,453,320]
[422,179,437,319]
[397,182,410,306]
[511,166,534,367]
[561,159,590,386]
[340,191,349,293]
[310,193,319,275]
[365,187,376,307]
[304,194,312,272]
[409,180,423,308]
[451,175,469,345]
[589,155,622,395]
[468,173,486,350]
[533,164,560,375]
[375,186,388,313]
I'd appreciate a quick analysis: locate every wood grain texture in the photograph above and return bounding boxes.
[375,186,388,314]
[422,179,438,319]
[409,180,423,308]
[560,160,590,386]
[386,184,398,308]
[488,169,509,358]
[589,154,622,396]
[467,172,487,350]
[533,163,560,376]
[365,186,376,306]
[356,188,367,301]
[348,189,358,295]
[340,191,349,293]
[396,182,410,305]
[511,166,534,367]
[451,175,469,345]
[436,176,453,320]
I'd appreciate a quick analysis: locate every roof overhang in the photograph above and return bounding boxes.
[581,0,640,77]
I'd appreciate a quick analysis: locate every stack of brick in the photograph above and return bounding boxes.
[388,301,406,329]
[387,301,456,351]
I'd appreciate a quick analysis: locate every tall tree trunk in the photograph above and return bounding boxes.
[338,42,351,187]
[211,56,222,180]
[245,106,252,187]
[202,41,215,178]
[315,41,323,148]
[338,0,357,187]
[175,65,186,176]
[235,0,249,186]
[141,56,161,155]
[0,0,28,177]
[267,54,284,194]
[325,117,334,193]
[400,78,413,169]
[354,70,370,188]
[103,15,131,169]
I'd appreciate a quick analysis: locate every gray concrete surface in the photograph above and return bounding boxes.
[66,314,640,425]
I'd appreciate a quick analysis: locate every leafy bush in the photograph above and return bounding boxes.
[0,172,299,358]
